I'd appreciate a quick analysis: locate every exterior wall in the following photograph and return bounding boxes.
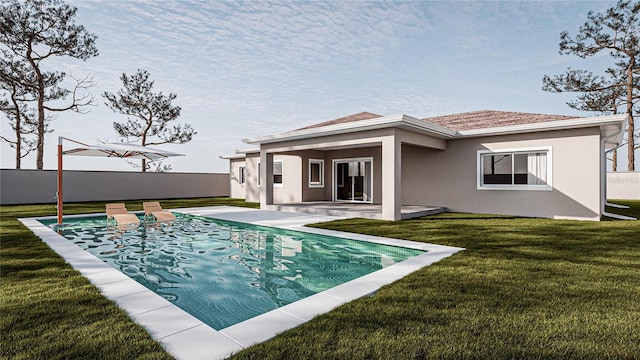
[296,150,330,202]
[401,127,602,220]
[229,158,246,199]
[273,154,303,204]
[607,172,640,200]
[245,154,260,202]
[241,154,303,203]
[0,169,229,205]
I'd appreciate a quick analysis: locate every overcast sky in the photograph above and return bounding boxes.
[2,0,627,173]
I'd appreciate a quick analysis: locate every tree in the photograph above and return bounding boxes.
[543,65,631,171]
[0,97,40,169]
[1,50,38,168]
[542,0,639,171]
[0,0,98,169]
[103,69,196,172]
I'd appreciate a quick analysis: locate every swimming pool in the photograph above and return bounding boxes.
[39,213,425,330]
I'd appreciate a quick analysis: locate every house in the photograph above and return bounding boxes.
[222,110,627,221]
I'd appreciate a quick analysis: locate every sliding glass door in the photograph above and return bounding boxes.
[334,159,372,202]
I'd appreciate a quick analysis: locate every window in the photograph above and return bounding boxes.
[309,159,324,187]
[273,161,283,186]
[478,148,551,190]
[238,165,246,185]
[257,160,283,186]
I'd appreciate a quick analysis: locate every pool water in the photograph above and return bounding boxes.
[40,214,425,330]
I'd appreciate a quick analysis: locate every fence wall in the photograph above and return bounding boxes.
[607,172,640,200]
[2,169,636,205]
[0,169,229,205]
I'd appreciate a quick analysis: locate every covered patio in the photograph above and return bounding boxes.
[247,114,455,221]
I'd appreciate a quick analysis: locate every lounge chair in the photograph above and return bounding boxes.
[106,203,140,226]
[143,201,177,222]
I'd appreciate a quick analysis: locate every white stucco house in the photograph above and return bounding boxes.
[222,110,628,221]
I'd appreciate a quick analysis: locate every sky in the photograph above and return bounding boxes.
[2,0,633,173]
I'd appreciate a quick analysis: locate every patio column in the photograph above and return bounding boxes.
[382,135,401,220]
[260,151,274,208]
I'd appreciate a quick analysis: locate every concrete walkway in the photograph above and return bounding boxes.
[266,202,447,220]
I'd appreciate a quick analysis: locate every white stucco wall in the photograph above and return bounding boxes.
[0,169,230,205]
[273,154,303,204]
[229,158,246,199]
[244,154,260,202]
[240,154,303,203]
[401,127,602,220]
[607,172,640,200]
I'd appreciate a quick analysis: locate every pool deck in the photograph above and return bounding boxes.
[20,206,464,360]
[265,202,447,220]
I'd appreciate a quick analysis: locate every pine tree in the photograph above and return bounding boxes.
[103,69,196,172]
[542,0,639,171]
[0,0,98,169]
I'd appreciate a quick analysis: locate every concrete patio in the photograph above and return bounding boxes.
[265,202,447,220]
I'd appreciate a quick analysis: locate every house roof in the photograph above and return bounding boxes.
[299,110,578,132]
[423,110,577,131]
[297,112,383,130]
[242,110,627,149]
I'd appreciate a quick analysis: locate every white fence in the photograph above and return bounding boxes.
[607,172,640,200]
[0,169,229,205]
[1,169,635,205]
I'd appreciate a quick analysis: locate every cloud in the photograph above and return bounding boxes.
[4,0,618,172]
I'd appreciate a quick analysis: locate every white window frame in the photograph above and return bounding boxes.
[477,146,552,191]
[332,157,374,203]
[238,165,246,186]
[273,160,283,187]
[257,160,283,187]
[308,159,324,188]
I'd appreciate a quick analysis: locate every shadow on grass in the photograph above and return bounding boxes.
[246,202,640,360]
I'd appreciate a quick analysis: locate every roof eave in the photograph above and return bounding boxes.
[242,114,456,145]
[218,154,246,160]
[602,115,627,149]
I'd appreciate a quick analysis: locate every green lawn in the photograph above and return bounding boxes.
[1,198,258,360]
[2,199,639,359]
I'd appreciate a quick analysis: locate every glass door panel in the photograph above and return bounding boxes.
[334,159,372,202]
[336,162,351,201]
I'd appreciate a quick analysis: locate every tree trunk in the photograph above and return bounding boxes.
[612,149,617,172]
[627,114,635,171]
[141,128,148,172]
[11,90,22,169]
[35,73,45,170]
[627,59,635,171]
[26,40,46,170]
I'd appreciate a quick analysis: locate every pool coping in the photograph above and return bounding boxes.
[20,205,465,360]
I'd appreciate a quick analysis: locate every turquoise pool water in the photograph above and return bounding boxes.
[40,214,425,330]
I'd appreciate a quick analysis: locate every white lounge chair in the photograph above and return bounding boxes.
[143,201,177,222]
[106,203,140,226]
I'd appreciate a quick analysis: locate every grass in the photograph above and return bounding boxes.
[231,200,640,359]
[1,197,258,360]
[2,198,639,359]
